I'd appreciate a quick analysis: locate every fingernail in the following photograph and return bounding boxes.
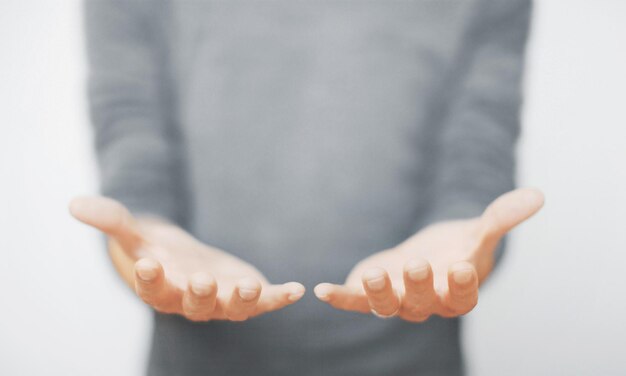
[191,282,213,296]
[136,267,157,281]
[366,276,386,291]
[314,285,331,301]
[238,288,259,301]
[453,269,474,284]
[288,289,305,302]
[408,266,429,281]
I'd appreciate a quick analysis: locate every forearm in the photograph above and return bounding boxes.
[85,0,189,226]
[425,0,531,225]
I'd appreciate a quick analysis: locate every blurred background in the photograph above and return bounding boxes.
[1,1,624,375]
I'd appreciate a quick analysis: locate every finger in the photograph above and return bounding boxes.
[481,188,545,240]
[254,282,305,315]
[134,258,178,312]
[442,261,479,315]
[400,258,437,321]
[182,272,218,321]
[362,268,400,317]
[314,283,370,313]
[69,196,142,251]
[224,277,262,321]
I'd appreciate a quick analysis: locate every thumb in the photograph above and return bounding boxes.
[69,196,142,251]
[480,188,545,239]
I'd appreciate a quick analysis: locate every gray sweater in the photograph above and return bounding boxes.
[84,0,531,375]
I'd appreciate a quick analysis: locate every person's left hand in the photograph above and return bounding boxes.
[314,188,544,321]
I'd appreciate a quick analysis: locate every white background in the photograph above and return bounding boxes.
[1,1,625,375]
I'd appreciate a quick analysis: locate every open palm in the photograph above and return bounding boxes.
[70,197,305,321]
[314,188,544,321]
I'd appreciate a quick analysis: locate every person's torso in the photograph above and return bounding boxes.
[150,1,475,374]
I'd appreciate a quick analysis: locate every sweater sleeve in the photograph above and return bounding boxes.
[424,0,532,226]
[84,0,189,226]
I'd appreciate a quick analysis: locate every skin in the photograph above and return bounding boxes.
[69,197,305,322]
[69,187,543,323]
[313,188,545,321]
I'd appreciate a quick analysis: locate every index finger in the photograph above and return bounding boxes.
[361,268,401,317]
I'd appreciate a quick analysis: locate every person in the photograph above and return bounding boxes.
[70,0,542,375]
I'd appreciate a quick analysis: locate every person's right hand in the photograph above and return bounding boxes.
[69,197,305,322]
